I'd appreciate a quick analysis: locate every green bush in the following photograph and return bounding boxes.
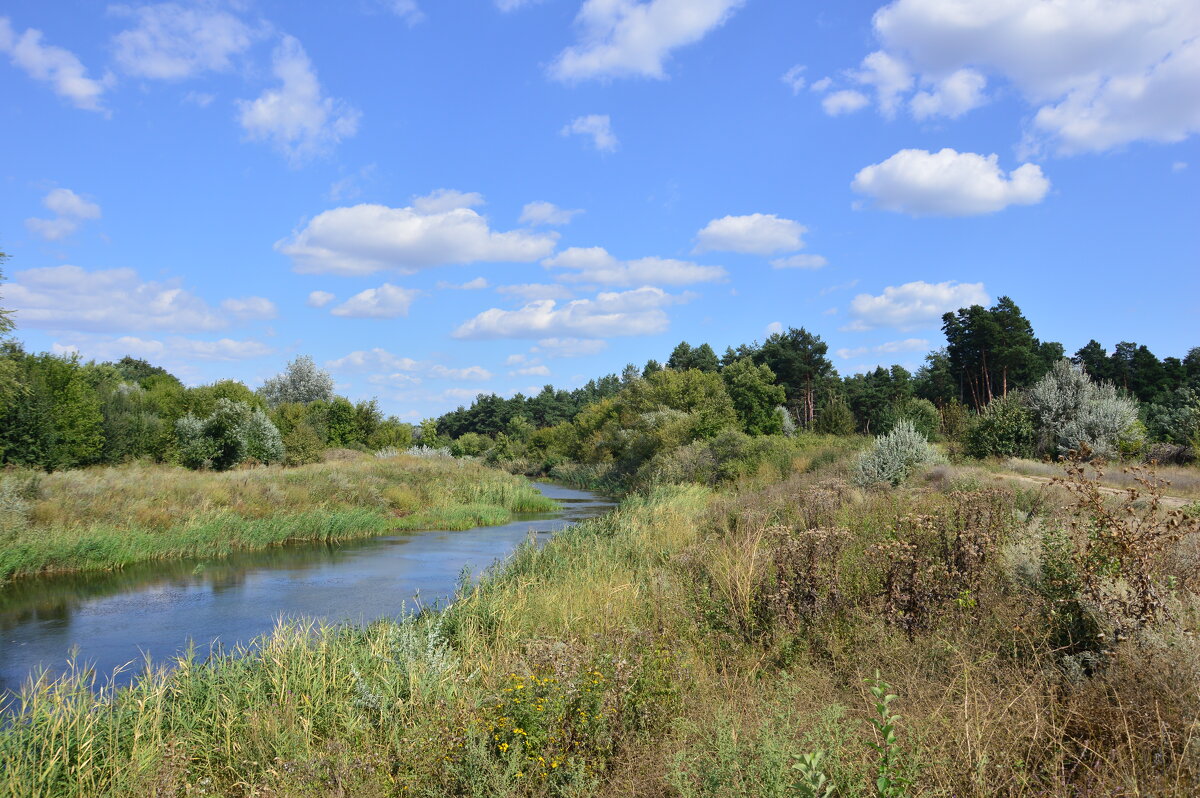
[853,419,939,486]
[964,393,1035,459]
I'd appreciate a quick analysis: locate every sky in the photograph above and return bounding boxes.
[1,0,1197,420]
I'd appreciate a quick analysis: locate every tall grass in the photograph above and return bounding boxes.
[0,456,556,580]
[2,442,1198,796]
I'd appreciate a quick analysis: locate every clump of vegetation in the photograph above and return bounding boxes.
[853,419,940,486]
[176,399,285,470]
[1027,359,1143,459]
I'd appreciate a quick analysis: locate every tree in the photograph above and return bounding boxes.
[622,368,738,438]
[722,358,786,435]
[243,408,285,464]
[258,355,335,407]
[813,390,855,436]
[751,327,835,426]
[666,341,719,372]
[942,297,1058,410]
[0,251,15,338]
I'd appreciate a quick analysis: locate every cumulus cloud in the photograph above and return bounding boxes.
[52,334,272,362]
[382,0,424,25]
[237,35,360,162]
[327,347,491,383]
[430,364,493,380]
[550,0,745,82]
[562,114,618,152]
[544,246,726,286]
[220,296,277,320]
[510,364,551,377]
[25,188,101,241]
[848,280,989,330]
[413,188,484,214]
[694,213,806,255]
[327,347,420,372]
[770,254,827,270]
[822,89,870,115]
[851,148,1050,216]
[835,337,929,360]
[276,193,558,276]
[765,321,783,335]
[0,17,111,112]
[497,283,576,302]
[836,0,1200,152]
[453,286,689,340]
[519,201,583,226]
[307,290,336,307]
[852,50,913,118]
[6,264,246,333]
[329,283,420,318]
[111,3,260,80]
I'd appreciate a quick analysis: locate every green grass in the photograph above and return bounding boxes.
[2,443,1197,797]
[0,455,557,580]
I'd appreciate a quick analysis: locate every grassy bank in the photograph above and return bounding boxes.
[0,454,557,581]
[2,449,1198,796]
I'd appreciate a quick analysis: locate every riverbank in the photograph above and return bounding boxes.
[0,454,557,581]
[2,449,1197,796]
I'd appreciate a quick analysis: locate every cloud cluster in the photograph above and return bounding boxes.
[848,280,989,330]
[519,201,583,226]
[53,334,272,362]
[0,17,110,112]
[237,35,360,162]
[327,347,492,382]
[25,188,101,241]
[550,0,745,82]
[817,0,1200,152]
[544,246,726,286]
[453,286,689,340]
[6,265,274,333]
[330,283,421,318]
[694,213,806,255]
[852,148,1050,216]
[277,190,558,275]
[111,3,261,80]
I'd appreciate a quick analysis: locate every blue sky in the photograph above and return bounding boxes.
[1,0,1197,419]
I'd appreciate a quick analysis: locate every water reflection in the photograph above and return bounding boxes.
[0,482,613,697]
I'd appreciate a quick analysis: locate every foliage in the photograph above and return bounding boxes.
[176,400,285,470]
[964,392,1036,459]
[853,419,939,486]
[722,357,786,435]
[282,422,323,466]
[257,354,335,407]
[1027,359,1143,459]
[668,340,720,372]
[242,407,285,464]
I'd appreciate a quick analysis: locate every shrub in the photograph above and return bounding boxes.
[853,419,939,486]
[1027,359,1142,460]
[282,422,324,466]
[241,408,284,464]
[892,397,939,440]
[964,393,1035,459]
[174,413,213,469]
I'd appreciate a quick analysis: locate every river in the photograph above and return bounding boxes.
[0,482,613,698]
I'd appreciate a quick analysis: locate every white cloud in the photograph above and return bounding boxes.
[7,264,242,332]
[519,201,583,226]
[852,50,914,118]
[0,18,110,112]
[694,213,806,255]
[543,246,726,286]
[430,365,493,380]
[329,283,420,318]
[412,188,485,214]
[496,283,576,302]
[910,68,987,119]
[436,277,489,290]
[1173,161,1188,171]
[52,334,272,362]
[496,0,543,11]
[550,0,744,82]
[765,321,783,335]
[25,188,102,241]
[848,280,989,330]
[220,296,277,320]
[822,89,870,115]
[307,290,336,307]
[236,35,360,162]
[837,338,930,360]
[328,347,419,372]
[505,353,530,366]
[277,197,558,276]
[533,338,608,357]
[453,286,688,340]
[852,148,1050,216]
[849,0,1200,152]
[510,364,551,377]
[562,114,618,152]
[112,4,260,80]
[810,76,832,92]
[771,254,827,270]
[781,64,806,93]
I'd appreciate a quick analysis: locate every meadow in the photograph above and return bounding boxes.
[0,452,557,581]
[2,440,1197,796]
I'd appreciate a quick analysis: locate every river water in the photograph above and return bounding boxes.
[0,482,613,698]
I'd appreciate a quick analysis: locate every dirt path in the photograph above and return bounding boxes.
[991,472,1195,510]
